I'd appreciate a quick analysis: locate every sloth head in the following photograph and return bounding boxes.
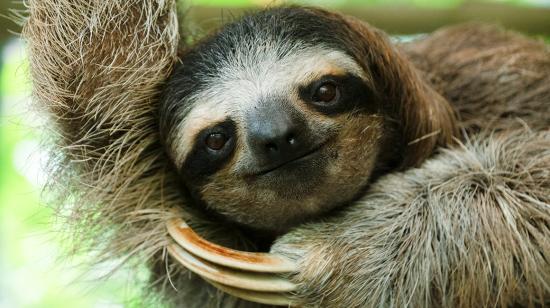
[160,7,457,231]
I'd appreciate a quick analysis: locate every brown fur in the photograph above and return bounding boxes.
[22,1,550,307]
[403,23,550,132]
[271,20,550,308]
[329,10,460,167]
[22,0,256,305]
[273,129,550,307]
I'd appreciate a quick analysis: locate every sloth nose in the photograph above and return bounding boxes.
[247,105,306,166]
[256,125,299,158]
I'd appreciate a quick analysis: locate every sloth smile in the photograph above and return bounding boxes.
[255,142,327,177]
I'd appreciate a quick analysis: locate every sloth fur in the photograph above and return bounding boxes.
[22,0,549,307]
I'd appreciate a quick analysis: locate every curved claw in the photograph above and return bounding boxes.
[167,244,297,293]
[207,279,294,306]
[167,218,300,305]
[167,218,297,273]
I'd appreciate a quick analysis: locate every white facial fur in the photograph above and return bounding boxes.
[171,45,367,167]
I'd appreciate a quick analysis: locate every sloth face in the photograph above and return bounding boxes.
[160,7,456,231]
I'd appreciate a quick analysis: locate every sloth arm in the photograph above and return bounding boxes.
[401,23,550,132]
[271,130,550,308]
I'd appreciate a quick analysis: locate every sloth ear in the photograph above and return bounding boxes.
[338,14,459,168]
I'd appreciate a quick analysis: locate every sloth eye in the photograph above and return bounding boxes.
[313,82,339,103]
[205,132,228,150]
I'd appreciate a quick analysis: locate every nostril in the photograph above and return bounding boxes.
[266,142,278,152]
[286,133,296,145]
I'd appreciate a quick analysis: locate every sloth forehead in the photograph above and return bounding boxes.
[162,7,368,166]
[197,46,364,105]
[171,46,365,167]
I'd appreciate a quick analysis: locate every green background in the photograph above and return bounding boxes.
[1,0,548,307]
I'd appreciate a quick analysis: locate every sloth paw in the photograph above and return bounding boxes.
[166,218,298,306]
[270,225,345,307]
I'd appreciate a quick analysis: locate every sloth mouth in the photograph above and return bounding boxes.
[255,142,328,176]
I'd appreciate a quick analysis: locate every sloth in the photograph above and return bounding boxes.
[23,1,550,307]
[161,7,549,306]
[159,7,456,232]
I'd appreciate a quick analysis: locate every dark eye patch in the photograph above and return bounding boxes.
[180,119,237,182]
[299,74,378,115]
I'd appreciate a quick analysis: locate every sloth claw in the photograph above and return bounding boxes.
[167,218,297,272]
[206,278,294,306]
[167,218,296,306]
[167,244,296,292]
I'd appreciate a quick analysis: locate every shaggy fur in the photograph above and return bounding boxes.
[22,1,550,307]
[273,129,550,307]
[22,0,257,305]
[403,23,550,132]
[23,0,182,264]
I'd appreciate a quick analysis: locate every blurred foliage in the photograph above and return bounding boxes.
[0,0,548,307]
[0,41,146,307]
